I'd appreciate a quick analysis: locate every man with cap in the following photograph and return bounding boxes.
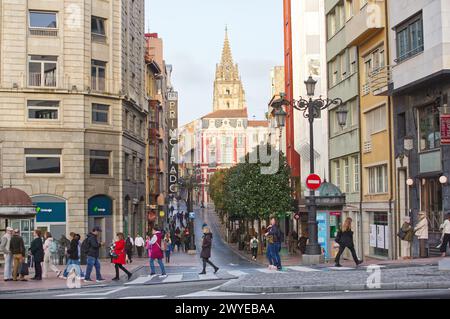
[399,216,414,260]
[0,227,14,281]
[83,226,105,283]
[414,211,429,258]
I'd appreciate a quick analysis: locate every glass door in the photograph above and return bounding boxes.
[421,178,443,232]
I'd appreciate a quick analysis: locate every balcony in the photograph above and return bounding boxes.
[29,27,58,37]
[28,72,57,88]
[369,66,393,96]
[92,33,107,44]
[346,2,385,46]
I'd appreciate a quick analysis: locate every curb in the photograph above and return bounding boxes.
[218,281,450,293]
[0,264,146,296]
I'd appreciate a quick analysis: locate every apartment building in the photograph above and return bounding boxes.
[0,0,147,249]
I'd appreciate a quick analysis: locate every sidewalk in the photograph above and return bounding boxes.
[219,263,450,293]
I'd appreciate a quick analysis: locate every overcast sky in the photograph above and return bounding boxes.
[145,0,284,126]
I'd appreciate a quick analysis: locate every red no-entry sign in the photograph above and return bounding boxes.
[306,174,322,190]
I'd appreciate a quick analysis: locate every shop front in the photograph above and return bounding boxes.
[369,211,389,258]
[31,195,66,240]
[88,195,113,258]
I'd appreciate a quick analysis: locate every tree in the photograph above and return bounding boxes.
[209,169,229,222]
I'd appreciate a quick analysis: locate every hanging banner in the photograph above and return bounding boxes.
[168,91,179,195]
[441,114,450,144]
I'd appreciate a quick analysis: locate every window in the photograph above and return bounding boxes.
[27,100,59,120]
[125,154,130,180]
[221,136,233,164]
[29,11,57,28]
[139,159,144,182]
[125,110,129,130]
[344,158,350,193]
[90,150,110,175]
[334,160,341,189]
[363,46,385,83]
[25,149,61,174]
[29,11,57,36]
[396,14,423,62]
[365,105,387,141]
[368,165,388,194]
[132,115,137,134]
[28,55,57,87]
[353,156,360,192]
[92,104,109,124]
[419,104,440,151]
[349,47,357,74]
[132,156,137,181]
[91,60,106,91]
[91,16,106,36]
[345,0,353,21]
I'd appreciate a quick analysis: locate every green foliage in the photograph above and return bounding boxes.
[219,143,292,220]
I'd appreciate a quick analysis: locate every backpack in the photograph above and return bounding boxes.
[49,240,58,254]
[81,238,90,255]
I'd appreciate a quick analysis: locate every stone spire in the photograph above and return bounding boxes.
[221,26,233,65]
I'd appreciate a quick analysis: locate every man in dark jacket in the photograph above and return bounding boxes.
[10,229,26,281]
[199,226,219,274]
[83,227,105,283]
[62,233,84,278]
[268,217,282,270]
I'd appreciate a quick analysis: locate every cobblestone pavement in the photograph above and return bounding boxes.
[219,264,450,293]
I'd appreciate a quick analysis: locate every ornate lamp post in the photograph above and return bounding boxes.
[271,76,347,259]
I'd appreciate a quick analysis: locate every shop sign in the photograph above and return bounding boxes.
[441,114,450,144]
[88,195,112,216]
[34,202,66,223]
[317,212,328,258]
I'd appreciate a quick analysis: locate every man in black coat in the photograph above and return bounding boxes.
[30,230,44,280]
[83,227,105,282]
[10,230,26,281]
[199,227,219,275]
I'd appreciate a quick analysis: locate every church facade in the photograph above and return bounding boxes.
[179,29,271,205]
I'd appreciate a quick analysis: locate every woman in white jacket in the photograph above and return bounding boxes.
[414,212,429,258]
[440,213,450,257]
[43,232,61,278]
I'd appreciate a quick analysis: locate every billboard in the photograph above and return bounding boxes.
[168,91,179,195]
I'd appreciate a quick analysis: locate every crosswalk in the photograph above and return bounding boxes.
[125,264,372,286]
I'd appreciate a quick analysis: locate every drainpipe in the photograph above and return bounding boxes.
[384,1,396,260]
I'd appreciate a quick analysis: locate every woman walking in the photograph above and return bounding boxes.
[439,213,450,257]
[334,218,363,267]
[43,232,61,278]
[30,230,44,280]
[163,233,172,264]
[111,233,132,281]
[199,226,219,275]
[146,227,166,276]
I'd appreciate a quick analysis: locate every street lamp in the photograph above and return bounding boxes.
[270,78,345,258]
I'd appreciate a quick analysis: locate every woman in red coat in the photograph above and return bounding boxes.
[112,233,132,281]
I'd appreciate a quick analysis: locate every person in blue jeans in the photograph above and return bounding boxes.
[268,217,282,271]
[265,226,276,270]
[83,227,105,283]
[62,233,84,278]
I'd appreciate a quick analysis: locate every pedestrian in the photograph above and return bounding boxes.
[184,228,191,252]
[199,226,219,275]
[0,227,14,281]
[398,216,414,260]
[30,229,44,281]
[83,226,106,283]
[264,225,276,270]
[334,217,363,267]
[125,236,133,263]
[58,235,70,265]
[174,227,182,252]
[62,233,84,279]
[111,233,132,281]
[250,236,259,261]
[439,213,450,257]
[146,226,166,276]
[414,211,429,258]
[267,217,283,270]
[10,229,27,281]
[163,232,172,263]
[43,232,61,278]
[134,234,145,258]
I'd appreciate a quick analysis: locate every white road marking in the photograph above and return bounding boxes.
[120,295,166,299]
[55,287,128,297]
[198,273,219,280]
[177,291,257,298]
[328,267,354,270]
[256,268,277,273]
[125,275,156,285]
[287,266,321,272]
[162,274,183,283]
[227,270,248,277]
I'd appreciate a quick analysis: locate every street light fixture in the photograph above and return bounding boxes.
[270,77,345,258]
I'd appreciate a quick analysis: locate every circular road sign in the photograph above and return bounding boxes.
[306,174,322,191]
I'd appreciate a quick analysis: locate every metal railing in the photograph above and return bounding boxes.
[369,65,393,95]
[28,72,56,87]
[29,28,58,37]
[395,45,424,63]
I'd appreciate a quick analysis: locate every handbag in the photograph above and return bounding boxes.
[397,228,407,240]
[19,262,29,276]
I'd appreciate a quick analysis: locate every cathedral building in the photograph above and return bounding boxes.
[179,29,270,205]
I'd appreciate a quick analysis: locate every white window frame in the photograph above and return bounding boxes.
[91,60,106,92]
[89,150,111,176]
[27,100,60,121]
[91,103,110,125]
[367,164,388,194]
[25,149,62,176]
[28,55,57,88]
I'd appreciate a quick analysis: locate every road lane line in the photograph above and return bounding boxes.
[125,275,155,285]
[162,274,183,283]
[287,266,321,272]
[55,287,129,297]
[227,270,248,277]
[120,295,166,299]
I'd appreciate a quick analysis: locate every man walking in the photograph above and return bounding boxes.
[83,227,105,283]
[125,235,134,263]
[267,217,282,271]
[10,229,26,281]
[0,227,14,281]
[134,234,145,258]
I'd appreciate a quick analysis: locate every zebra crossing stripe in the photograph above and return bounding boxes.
[125,275,155,285]
[256,268,276,273]
[162,274,184,283]
[198,273,218,280]
[287,266,321,272]
[227,270,248,277]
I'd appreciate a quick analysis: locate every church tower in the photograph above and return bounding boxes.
[213,27,247,111]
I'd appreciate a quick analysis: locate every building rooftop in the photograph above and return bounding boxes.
[202,108,248,119]
[0,187,33,206]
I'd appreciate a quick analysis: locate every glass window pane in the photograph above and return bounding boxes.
[29,109,58,119]
[30,12,57,28]
[90,158,109,175]
[26,157,61,174]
